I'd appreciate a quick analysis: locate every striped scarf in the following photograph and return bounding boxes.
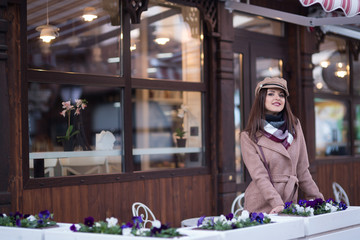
[262,119,294,149]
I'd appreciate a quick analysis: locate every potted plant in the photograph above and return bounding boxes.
[175,127,186,147]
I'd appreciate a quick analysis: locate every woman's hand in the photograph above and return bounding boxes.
[270,205,284,214]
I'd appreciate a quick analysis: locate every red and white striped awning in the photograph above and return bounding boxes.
[299,0,360,17]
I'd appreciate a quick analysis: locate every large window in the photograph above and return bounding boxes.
[26,0,205,181]
[313,35,357,158]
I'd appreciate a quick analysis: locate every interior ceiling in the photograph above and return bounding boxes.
[27,0,360,42]
[27,0,114,42]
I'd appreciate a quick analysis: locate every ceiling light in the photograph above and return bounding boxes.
[320,60,330,68]
[335,70,347,78]
[82,7,98,22]
[154,37,170,45]
[36,0,59,43]
[36,25,59,43]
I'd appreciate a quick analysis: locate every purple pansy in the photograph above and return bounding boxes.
[197,215,205,227]
[70,224,77,232]
[39,210,50,219]
[226,213,234,220]
[284,201,292,209]
[84,216,95,227]
[16,218,21,227]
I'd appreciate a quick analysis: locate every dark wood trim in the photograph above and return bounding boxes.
[122,9,133,173]
[132,78,206,91]
[28,69,125,86]
[0,0,10,203]
[23,167,210,189]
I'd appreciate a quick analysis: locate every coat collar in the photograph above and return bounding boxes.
[256,133,291,159]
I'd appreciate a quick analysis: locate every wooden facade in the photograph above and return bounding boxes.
[1,0,360,228]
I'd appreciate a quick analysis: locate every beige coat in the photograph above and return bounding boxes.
[240,121,324,213]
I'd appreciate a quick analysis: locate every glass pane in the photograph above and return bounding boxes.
[354,104,360,154]
[133,90,204,171]
[233,12,284,37]
[256,57,283,82]
[315,98,350,157]
[312,36,349,94]
[27,0,122,76]
[131,0,203,82]
[234,53,243,184]
[28,83,123,177]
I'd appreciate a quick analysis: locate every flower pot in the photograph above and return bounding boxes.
[176,138,186,148]
[62,139,74,151]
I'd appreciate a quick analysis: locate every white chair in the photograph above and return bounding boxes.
[332,182,350,206]
[132,202,157,228]
[231,192,245,216]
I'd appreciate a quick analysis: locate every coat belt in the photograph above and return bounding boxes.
[272,174,299,202]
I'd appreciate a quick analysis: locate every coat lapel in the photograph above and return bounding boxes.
[257,135,291,159]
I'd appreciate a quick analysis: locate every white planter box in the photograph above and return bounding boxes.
[0,226,44,240]
[302,206,360,235]
[43,223,220,240]
[179,216,305,240]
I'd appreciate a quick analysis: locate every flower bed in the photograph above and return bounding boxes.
[0,210,57,228]
[179,211,305,240]
[281,198,347,216]
[0,210,57,240]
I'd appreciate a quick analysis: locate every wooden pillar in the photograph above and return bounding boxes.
[215,2,236,215]
[0,0,11,213]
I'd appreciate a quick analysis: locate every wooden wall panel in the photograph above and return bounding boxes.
[316,161,360,206]
[22,175,213,227]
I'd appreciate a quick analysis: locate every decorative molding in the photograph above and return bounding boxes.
[168,0,217,32]
[122,0,149,24]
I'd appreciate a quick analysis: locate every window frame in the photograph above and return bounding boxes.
[23,1,210,189]
[314,38,359,162]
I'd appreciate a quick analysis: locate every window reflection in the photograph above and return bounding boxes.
[27,0,122,75]
[131,0,202,82]
[354,104,360,154]
[256,57,283,82]
[133,90,204,171]
[28,83,123,177]
[233,12,284,37]
[315,98,350,157]
[312,36,349,94]
[234,53,243,184]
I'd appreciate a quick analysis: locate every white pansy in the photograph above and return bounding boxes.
[218,214,227,222]
[2,213,7,217]
[151,220,161,228]
[122,227,132,236]
[106,217,118,227]
[26,215,37,221]
[239,210,249,220]
[95,222,101,227]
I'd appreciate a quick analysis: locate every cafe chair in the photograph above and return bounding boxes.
[231,192,245,216]
[332,182,350,206]
[132,202,157,228]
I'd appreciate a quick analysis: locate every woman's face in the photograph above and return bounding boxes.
[265,88,285,115]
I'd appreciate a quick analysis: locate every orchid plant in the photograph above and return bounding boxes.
[70,216,183,238]
[0,210,56,228]
[56,99,88,142]
[282,198,347,217]
[197,210,271,231]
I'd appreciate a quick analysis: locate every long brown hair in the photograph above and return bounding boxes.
[244,88,298,141]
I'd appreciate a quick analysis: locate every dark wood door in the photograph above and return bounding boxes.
[232,28,288,192]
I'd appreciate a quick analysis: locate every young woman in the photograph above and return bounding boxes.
[240,77,324,214]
